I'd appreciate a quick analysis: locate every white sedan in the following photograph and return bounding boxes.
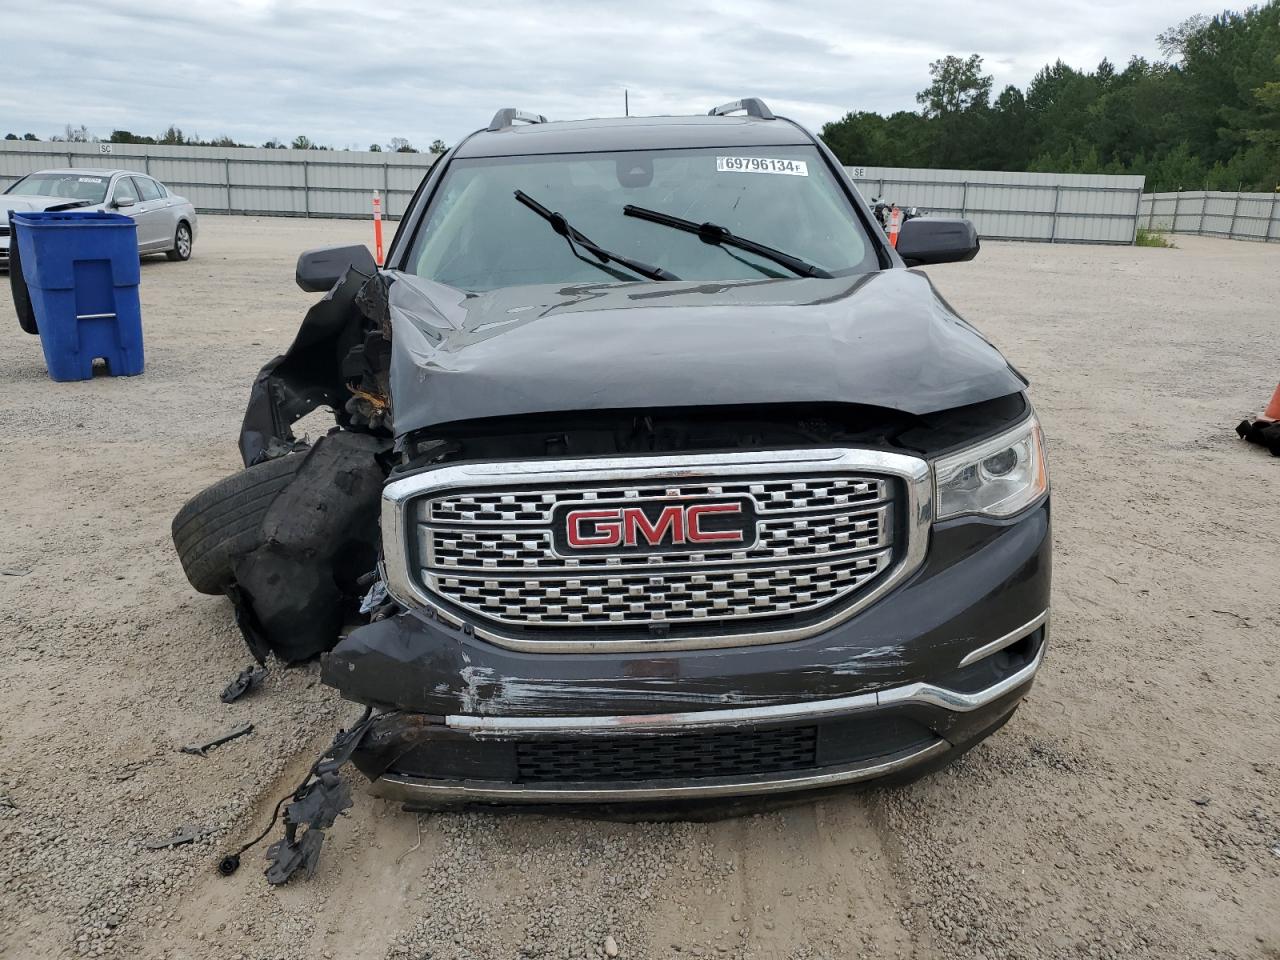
[0,168,198,268]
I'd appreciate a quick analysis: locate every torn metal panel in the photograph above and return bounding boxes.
[385,268,1026,437]
[238,267,390,468]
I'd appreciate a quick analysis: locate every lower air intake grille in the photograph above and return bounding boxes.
[515,726,818,783]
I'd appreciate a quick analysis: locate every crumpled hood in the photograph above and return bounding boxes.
[386,270,1025,436]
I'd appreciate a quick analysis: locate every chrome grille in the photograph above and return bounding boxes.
[411,472,895,632]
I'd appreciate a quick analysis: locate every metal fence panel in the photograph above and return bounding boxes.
[1139,190,1280,243]
[845,165,1144,244]
[0,140,436,220]
[1,142,1146,242]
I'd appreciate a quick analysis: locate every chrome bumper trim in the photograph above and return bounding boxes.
[958,610,1049,667]
[373,740,950,804]
[445,610,1048,738]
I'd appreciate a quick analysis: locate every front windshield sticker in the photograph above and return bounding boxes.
[716,156,809,176]
[77,177,104,183]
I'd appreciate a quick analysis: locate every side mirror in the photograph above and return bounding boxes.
[895,218,980,267]
[113,197,136,209]
[295,244,378,292]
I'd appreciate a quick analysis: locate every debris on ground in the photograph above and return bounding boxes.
[220,666,268,703]
[217,708,386,885]
[179,723,254,757]
[145,824,214,850]
[1236,416,1280,456]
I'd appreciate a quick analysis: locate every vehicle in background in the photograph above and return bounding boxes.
[0,168,197,268]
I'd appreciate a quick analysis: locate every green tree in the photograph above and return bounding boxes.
[916,54,993,117]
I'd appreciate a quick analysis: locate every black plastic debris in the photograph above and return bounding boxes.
[180,723,254,757]
[146,824,213,850]
[229,431,391,663]
[221,666,268,703]
[218,708,389,885]
[1236,417,1280,456]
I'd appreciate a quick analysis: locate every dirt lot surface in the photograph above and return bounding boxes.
[1,217,1277,960]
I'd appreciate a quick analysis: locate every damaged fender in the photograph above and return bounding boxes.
[238,265,392,467]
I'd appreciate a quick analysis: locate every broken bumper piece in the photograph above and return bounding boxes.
[323,503,1051,808]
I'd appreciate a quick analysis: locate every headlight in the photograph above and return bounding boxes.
[934,416,1048,520]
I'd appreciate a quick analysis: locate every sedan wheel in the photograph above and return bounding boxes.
[166,222,193,261]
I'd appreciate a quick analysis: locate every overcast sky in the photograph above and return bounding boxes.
[3,0,1209,150]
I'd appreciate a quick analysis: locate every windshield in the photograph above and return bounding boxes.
[5,172,109,203]
[407,146,876,292]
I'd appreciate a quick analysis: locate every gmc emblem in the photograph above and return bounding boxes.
[552,497,757,555]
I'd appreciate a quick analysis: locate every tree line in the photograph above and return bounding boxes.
[3,125,449,155]
[820,4,1279,192]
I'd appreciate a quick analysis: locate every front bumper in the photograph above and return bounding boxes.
[369,615,1044,806]
[324,498,1051,806]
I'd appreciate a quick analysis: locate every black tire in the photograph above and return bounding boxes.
[9,234,39,334]
[171,454,306,594]
[166,221,193,261]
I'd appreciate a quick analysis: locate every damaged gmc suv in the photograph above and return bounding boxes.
[175,99,1051,811]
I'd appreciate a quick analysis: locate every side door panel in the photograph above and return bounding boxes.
[129,177,166,250]
[109,176,147,250]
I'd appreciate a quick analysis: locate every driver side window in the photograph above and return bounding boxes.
[112,177,139,205]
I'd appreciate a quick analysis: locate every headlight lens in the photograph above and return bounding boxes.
[934,416,1048,520]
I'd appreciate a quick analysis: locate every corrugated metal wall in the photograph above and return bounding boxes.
[845,166,1145,244]
[1,141,1145,241]
[1139,191,1280,242]
[0,140,436,219]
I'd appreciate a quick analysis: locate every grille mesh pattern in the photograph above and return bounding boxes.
[424,511,886,571]
[515,727,818,783]
[428,477,885,524]
[413,471,895,632]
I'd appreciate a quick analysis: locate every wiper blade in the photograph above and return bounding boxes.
[623,205,832,279]
[514,190,678,282]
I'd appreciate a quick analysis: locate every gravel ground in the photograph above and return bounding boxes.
[0,217,1277,960]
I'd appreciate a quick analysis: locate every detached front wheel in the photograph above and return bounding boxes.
[171,453,306,595]
[166,221,193,261]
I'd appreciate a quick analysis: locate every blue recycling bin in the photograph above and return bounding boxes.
[10,210,144,381]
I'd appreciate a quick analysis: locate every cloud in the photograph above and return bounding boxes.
[3,0,1209,148]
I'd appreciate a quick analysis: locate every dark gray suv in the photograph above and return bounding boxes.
[177,98,1050,811]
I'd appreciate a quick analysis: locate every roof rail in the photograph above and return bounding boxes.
[707,98,775,120]
[488,108,549,132]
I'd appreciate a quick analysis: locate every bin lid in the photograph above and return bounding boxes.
[9,210,135,228]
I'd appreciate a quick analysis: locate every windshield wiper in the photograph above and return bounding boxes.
[622,205,832,279]
[514,190,678,282]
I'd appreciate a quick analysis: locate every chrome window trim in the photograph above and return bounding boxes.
[443,610,1046,737]
[381,448,934,653]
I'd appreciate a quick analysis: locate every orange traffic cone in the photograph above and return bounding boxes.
[888,206,902,248]
[1261,382,1280,422]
